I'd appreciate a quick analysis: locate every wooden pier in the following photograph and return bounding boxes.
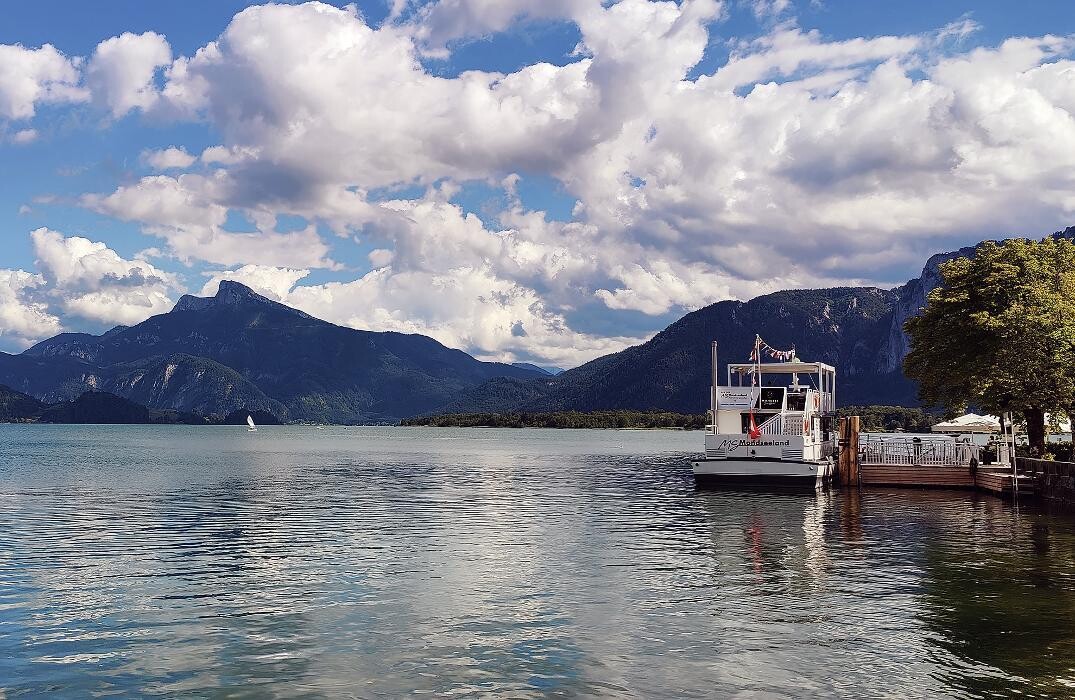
[838,417,1036,499]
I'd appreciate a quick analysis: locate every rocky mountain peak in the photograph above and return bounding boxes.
[171,280,311,318]
[214,280,268,305]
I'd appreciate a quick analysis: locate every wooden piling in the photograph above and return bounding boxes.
[837,416,861,487]
[848,416,860,486]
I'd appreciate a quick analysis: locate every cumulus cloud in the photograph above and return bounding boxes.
[11,128,38,144]
[85,31,171,117]
[286,265,640,366]
[749,0,791,20]
[404,0,599,56]
[0,43,86,120]
[82,173,335,268]
[200,264,309,301]
[30,227,179,325]
[0,270,62,347]
[20,0,1075,365]
[142,146,196,170]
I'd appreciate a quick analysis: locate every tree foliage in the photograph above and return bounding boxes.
[904,237,1075,452]
[837,405,939,433]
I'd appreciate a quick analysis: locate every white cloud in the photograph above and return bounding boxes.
[404,0,599,56]
[0,270,62,347]
[30,227,179,325]
[200,265,310,301]
[708,27,920,91]
[151,1,611,192]
[200,145,258,165]
[750,0,791,19]
[0,43,86,120]
[11,128,38,144]
[287,265,640,366]
[20,1,1075,365]
[85,31,171,118]
[142,146,196,170]
[83,173,335,268]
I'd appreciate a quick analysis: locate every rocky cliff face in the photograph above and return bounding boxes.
[875,225,1075,374]
[875,245,975,374]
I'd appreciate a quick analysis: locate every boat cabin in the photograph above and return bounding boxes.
[709,361,837,439]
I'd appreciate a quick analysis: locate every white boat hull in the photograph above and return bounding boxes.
[691,457,833,489]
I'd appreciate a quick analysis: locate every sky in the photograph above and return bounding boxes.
[1,1,1074,367]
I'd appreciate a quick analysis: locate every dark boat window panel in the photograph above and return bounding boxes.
[756,387,785,411]
[786,393,806,411]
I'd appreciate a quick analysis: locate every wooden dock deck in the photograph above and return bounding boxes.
[839,418,1036,499]
[858,463,1034,498]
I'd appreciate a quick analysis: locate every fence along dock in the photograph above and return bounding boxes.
[837,416,1035,498]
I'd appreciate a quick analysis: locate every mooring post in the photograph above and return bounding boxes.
[849,416,861,486]
[838,417,849,486]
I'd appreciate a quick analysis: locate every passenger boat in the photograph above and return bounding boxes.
[691,337,837,489]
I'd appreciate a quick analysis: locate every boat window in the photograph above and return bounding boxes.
[756,387,784,410]
[786,393,806,411]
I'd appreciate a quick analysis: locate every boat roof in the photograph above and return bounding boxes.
[727,361,835,375]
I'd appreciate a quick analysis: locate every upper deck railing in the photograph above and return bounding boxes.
[706,413,811,436]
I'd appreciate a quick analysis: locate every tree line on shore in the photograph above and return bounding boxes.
[402,410,710,429]
[402,406,942,431]
[0,386,281,425]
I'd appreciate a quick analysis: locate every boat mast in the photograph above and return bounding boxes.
[711,340,718,431]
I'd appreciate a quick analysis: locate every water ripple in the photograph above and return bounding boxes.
[1,425,1074,697]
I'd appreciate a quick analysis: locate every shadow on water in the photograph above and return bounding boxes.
[915,499,1075,697]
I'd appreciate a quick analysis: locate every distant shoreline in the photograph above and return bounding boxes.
[401,410,708,430]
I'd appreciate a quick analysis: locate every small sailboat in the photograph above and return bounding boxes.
[246,414,257,432]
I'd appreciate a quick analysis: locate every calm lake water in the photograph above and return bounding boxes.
[1,425,1074,698]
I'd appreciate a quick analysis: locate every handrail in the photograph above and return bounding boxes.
[757,414,782,435]
[858,436,980,467]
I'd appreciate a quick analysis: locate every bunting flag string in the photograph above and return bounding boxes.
[748,336,795,362]
[746,335,795,440]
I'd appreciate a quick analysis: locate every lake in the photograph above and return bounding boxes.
[1,425,1074,698]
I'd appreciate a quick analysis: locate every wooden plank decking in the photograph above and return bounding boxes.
[858,463,1032,497]
[860,463,975,488]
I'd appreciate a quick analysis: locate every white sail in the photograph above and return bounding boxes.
[246,414,256,430]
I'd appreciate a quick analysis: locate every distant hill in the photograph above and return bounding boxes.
[511,362,565,376]
[0,384,46,422]
[2,281,545,423]
[440,225,1075,415]
[38,391,151,424]
[441,286,904,413]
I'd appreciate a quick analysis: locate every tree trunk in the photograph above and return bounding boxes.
[1023,407,1047,456]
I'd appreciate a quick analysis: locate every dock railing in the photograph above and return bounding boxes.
[859,435,979,467]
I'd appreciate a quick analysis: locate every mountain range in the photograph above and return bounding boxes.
[2,226,1071,422]
[0,281,542,423]
[438,225,1075,415]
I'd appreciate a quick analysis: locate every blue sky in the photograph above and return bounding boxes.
[2,0,1074,364]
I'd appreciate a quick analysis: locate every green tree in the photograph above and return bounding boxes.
[904,237,1075,454]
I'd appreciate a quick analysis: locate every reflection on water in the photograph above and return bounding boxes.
[1,425,1075,697]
